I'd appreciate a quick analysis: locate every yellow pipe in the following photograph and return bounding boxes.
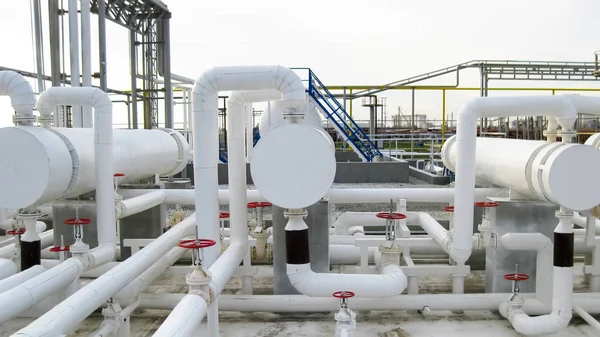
[442,89,446,139]
[326,86,600,92]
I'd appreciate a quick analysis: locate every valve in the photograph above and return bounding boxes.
[376,200,406,247]
[219,212,229,242]
[113,173,125,200]
[475,201,499,248]
[333,291,356,337]
[178,238,216,302]
[504,264,529,305]
[64,208,92,254]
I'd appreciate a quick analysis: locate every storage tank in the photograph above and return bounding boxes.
[0,126,190,209]
[251,123,336,209]
[441,135,600,211]
[259,99,323,137]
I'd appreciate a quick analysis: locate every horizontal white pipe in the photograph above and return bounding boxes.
[0,258,17,280]
[333,212,419,236]
[330,245,376,264]
[0,70,36,126]
[0,230,55,259]
[119,187,506,205]
[153,294,208,337]
[573,213,600,232]
[287,262,406,298]
[139,293,549,313]
[573,304,600,333]
[117,190,167,219]
[14,214,197,336]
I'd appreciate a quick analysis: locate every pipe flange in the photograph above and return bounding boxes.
[250,231,270,239]
[186,267,212,287]
[36,115,54,124]
[12,115,37,124]
[284,208,308,218]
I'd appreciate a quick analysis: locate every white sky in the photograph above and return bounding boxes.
[2,0,600,128]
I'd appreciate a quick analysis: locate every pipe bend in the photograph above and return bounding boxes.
[507,309,571,336]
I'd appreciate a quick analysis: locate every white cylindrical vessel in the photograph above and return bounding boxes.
[442,135,600,211]
[0,126,190,209]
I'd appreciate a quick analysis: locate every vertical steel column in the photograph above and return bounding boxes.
[162,17,174,129]
[441,89,446,140]
[48,0,62,127]
[130,30,139,129]
[411,87,415,159]
[98,0,107,91]
[32,0,45,93]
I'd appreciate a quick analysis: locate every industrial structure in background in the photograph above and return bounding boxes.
[3,1,600,336]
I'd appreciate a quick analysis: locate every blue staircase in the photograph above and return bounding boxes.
[219,142,228,163]
[292,68,382,162]
[253,126,260,146]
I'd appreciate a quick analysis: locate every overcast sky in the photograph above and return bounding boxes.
[1,0,600,128]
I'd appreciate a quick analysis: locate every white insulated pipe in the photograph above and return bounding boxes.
[0,258,17,281]
[118,187,506,205]
[68,0,83,127]
[446,95,600,265]
[36,87,116,252]
[13,214,197,336]
[191,65,305,266]
[0,264,45,294]
[153,294,208,337]
[0,70,36,125]
[117,191,167,219]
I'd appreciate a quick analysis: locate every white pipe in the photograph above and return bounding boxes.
[0,265,45,294]
[448,95,600,265]
[13,214,197,336]
[498,233,553,305]
[153,294,208,337]
[0,230,54,259]
[117,190,167,219]
[68,0,83,127]
[37,87,116,253]
[192,65,305,266]
[286,213,407,297]
[119,187,506,205]
[499,217,573,335]
[80,0,93,128]
[0,258,17,281]
[0,71,36,125]
[333,212,405,236]
[573,304,600,333]
[140,293,550,313]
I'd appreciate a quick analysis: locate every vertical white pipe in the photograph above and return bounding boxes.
[80,0,93,127]
[68,0,82,127]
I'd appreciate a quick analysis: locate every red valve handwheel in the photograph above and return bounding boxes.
[49,246,70,252]
[333,291,355,299]
[376,212,407,220]
[64,218,92,225]
[247,202,259,209]
[178,239,217,249]
[219,212,230,219]
[258,202,272,207]
[474,201,500,208]
[504,273,530,281]
[113,173,125,177]
[6,229,25,235]
[443,206,455,212]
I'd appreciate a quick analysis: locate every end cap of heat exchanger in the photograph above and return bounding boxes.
[250,124,336,209]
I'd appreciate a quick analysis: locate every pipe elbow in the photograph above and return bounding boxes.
[449,246,471,265]
[509,310,571,336]
[380,265,407,296]
[192,69,219,97]
[0,71,36,124]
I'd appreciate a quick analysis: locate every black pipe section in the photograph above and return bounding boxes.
[20,240,41,271]
[285,228,310,265]
[553,232,574,267]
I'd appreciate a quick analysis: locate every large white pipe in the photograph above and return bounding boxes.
[285,212,407,297]
[442,136,600,210]
[191,65,305,266]
[80,0,93,127]
[0,126,189,210]
[153,294,208,337]
[68,0,83,127]
[118,187,506,205]
[14,214,197,336]
[446,95,600,265]
[0,264,45,294]
[117,190,167,219]
[0,70,36,126]
[333,212,403,236]
[36,87,116,253]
